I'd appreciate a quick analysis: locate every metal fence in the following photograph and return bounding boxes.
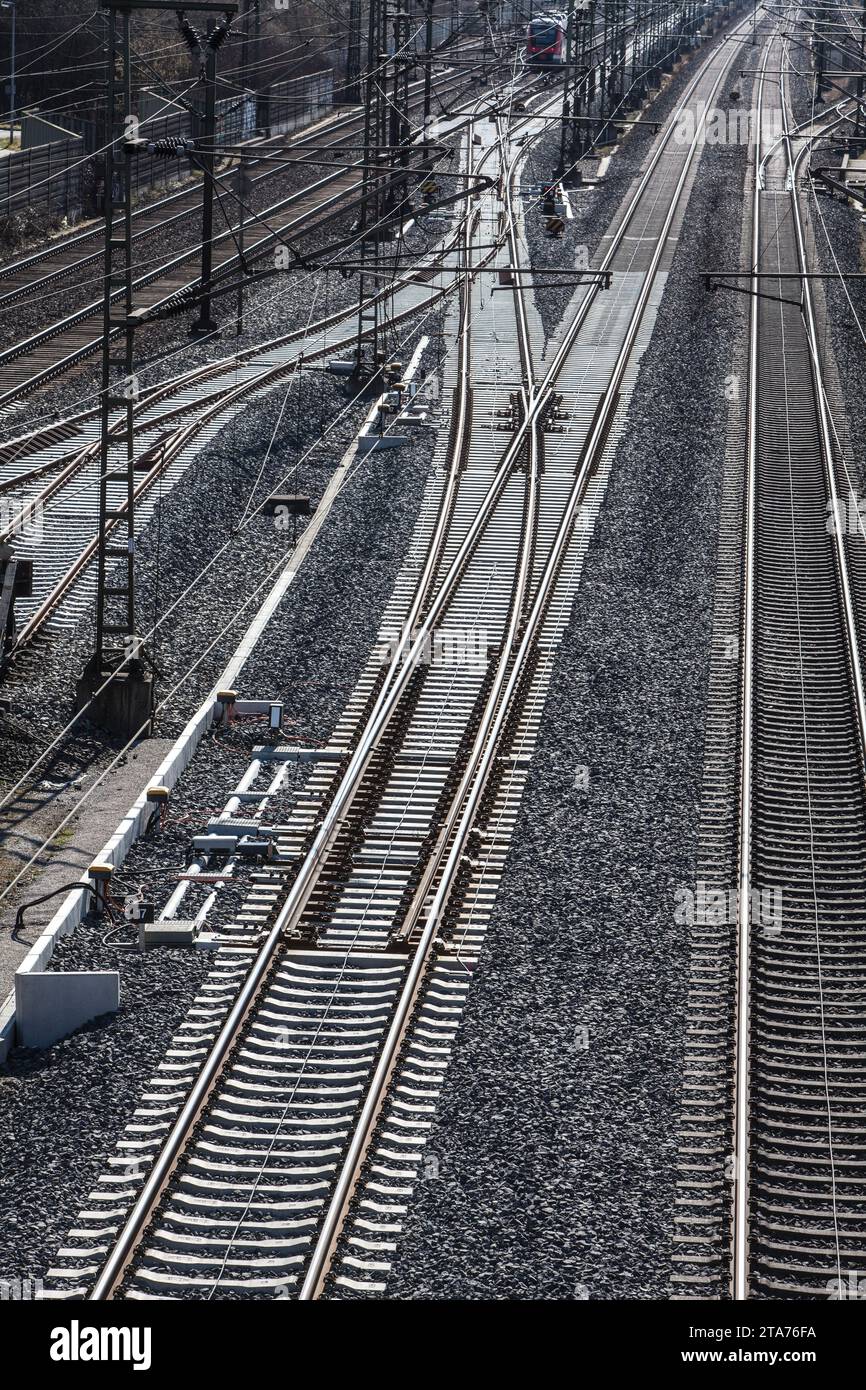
[1,70,334,230]
[0,139,87,226]
[258,71,334,136]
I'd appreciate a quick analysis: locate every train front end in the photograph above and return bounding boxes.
[525,16,565,67]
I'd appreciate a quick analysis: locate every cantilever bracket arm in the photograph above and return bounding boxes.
[810,166,866,207]
[211,141,456,163]
[99,0,237,8]
[492,273,611,292]
[704,268,866,288]
[702,273,802,307]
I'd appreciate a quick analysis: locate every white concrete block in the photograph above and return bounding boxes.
[16,970,120,1049]
[357,434,410,454]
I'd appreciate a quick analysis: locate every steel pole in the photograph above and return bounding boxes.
[8,0,14,148]
[191,22,219,336]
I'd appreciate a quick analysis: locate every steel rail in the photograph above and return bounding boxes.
[298,8,761,1299]
[85,80,557,1302]
[732,24,768,1308]
[87,11,754,1300]
[731,29,866,1301]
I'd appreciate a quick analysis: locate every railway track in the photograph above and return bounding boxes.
[31,8,758,1300]
[0,18,699,667]
[673,29,866,1300]
[0,76,551,666]
[0,58,494,409]
[0,28,494,310]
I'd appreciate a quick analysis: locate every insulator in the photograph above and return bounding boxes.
[208,18,232,51]
[176,13,202,55]
[146,137,194,156]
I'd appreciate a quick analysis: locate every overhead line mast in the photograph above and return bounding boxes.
[76,1,236,738]
[353,0,390,379]
[351,0,424,380]
[347,0,363,104]
[558,0,595,179]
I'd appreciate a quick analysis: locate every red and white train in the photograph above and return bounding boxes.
[525,12,567,66]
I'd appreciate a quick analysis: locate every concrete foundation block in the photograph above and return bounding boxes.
[16,970,120,1049]
[139,921,195,948]
[76,667,153,740]
[0,992,15,1064]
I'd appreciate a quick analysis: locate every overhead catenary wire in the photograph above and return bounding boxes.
[0,8,735,854]
[0,66,563,887]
